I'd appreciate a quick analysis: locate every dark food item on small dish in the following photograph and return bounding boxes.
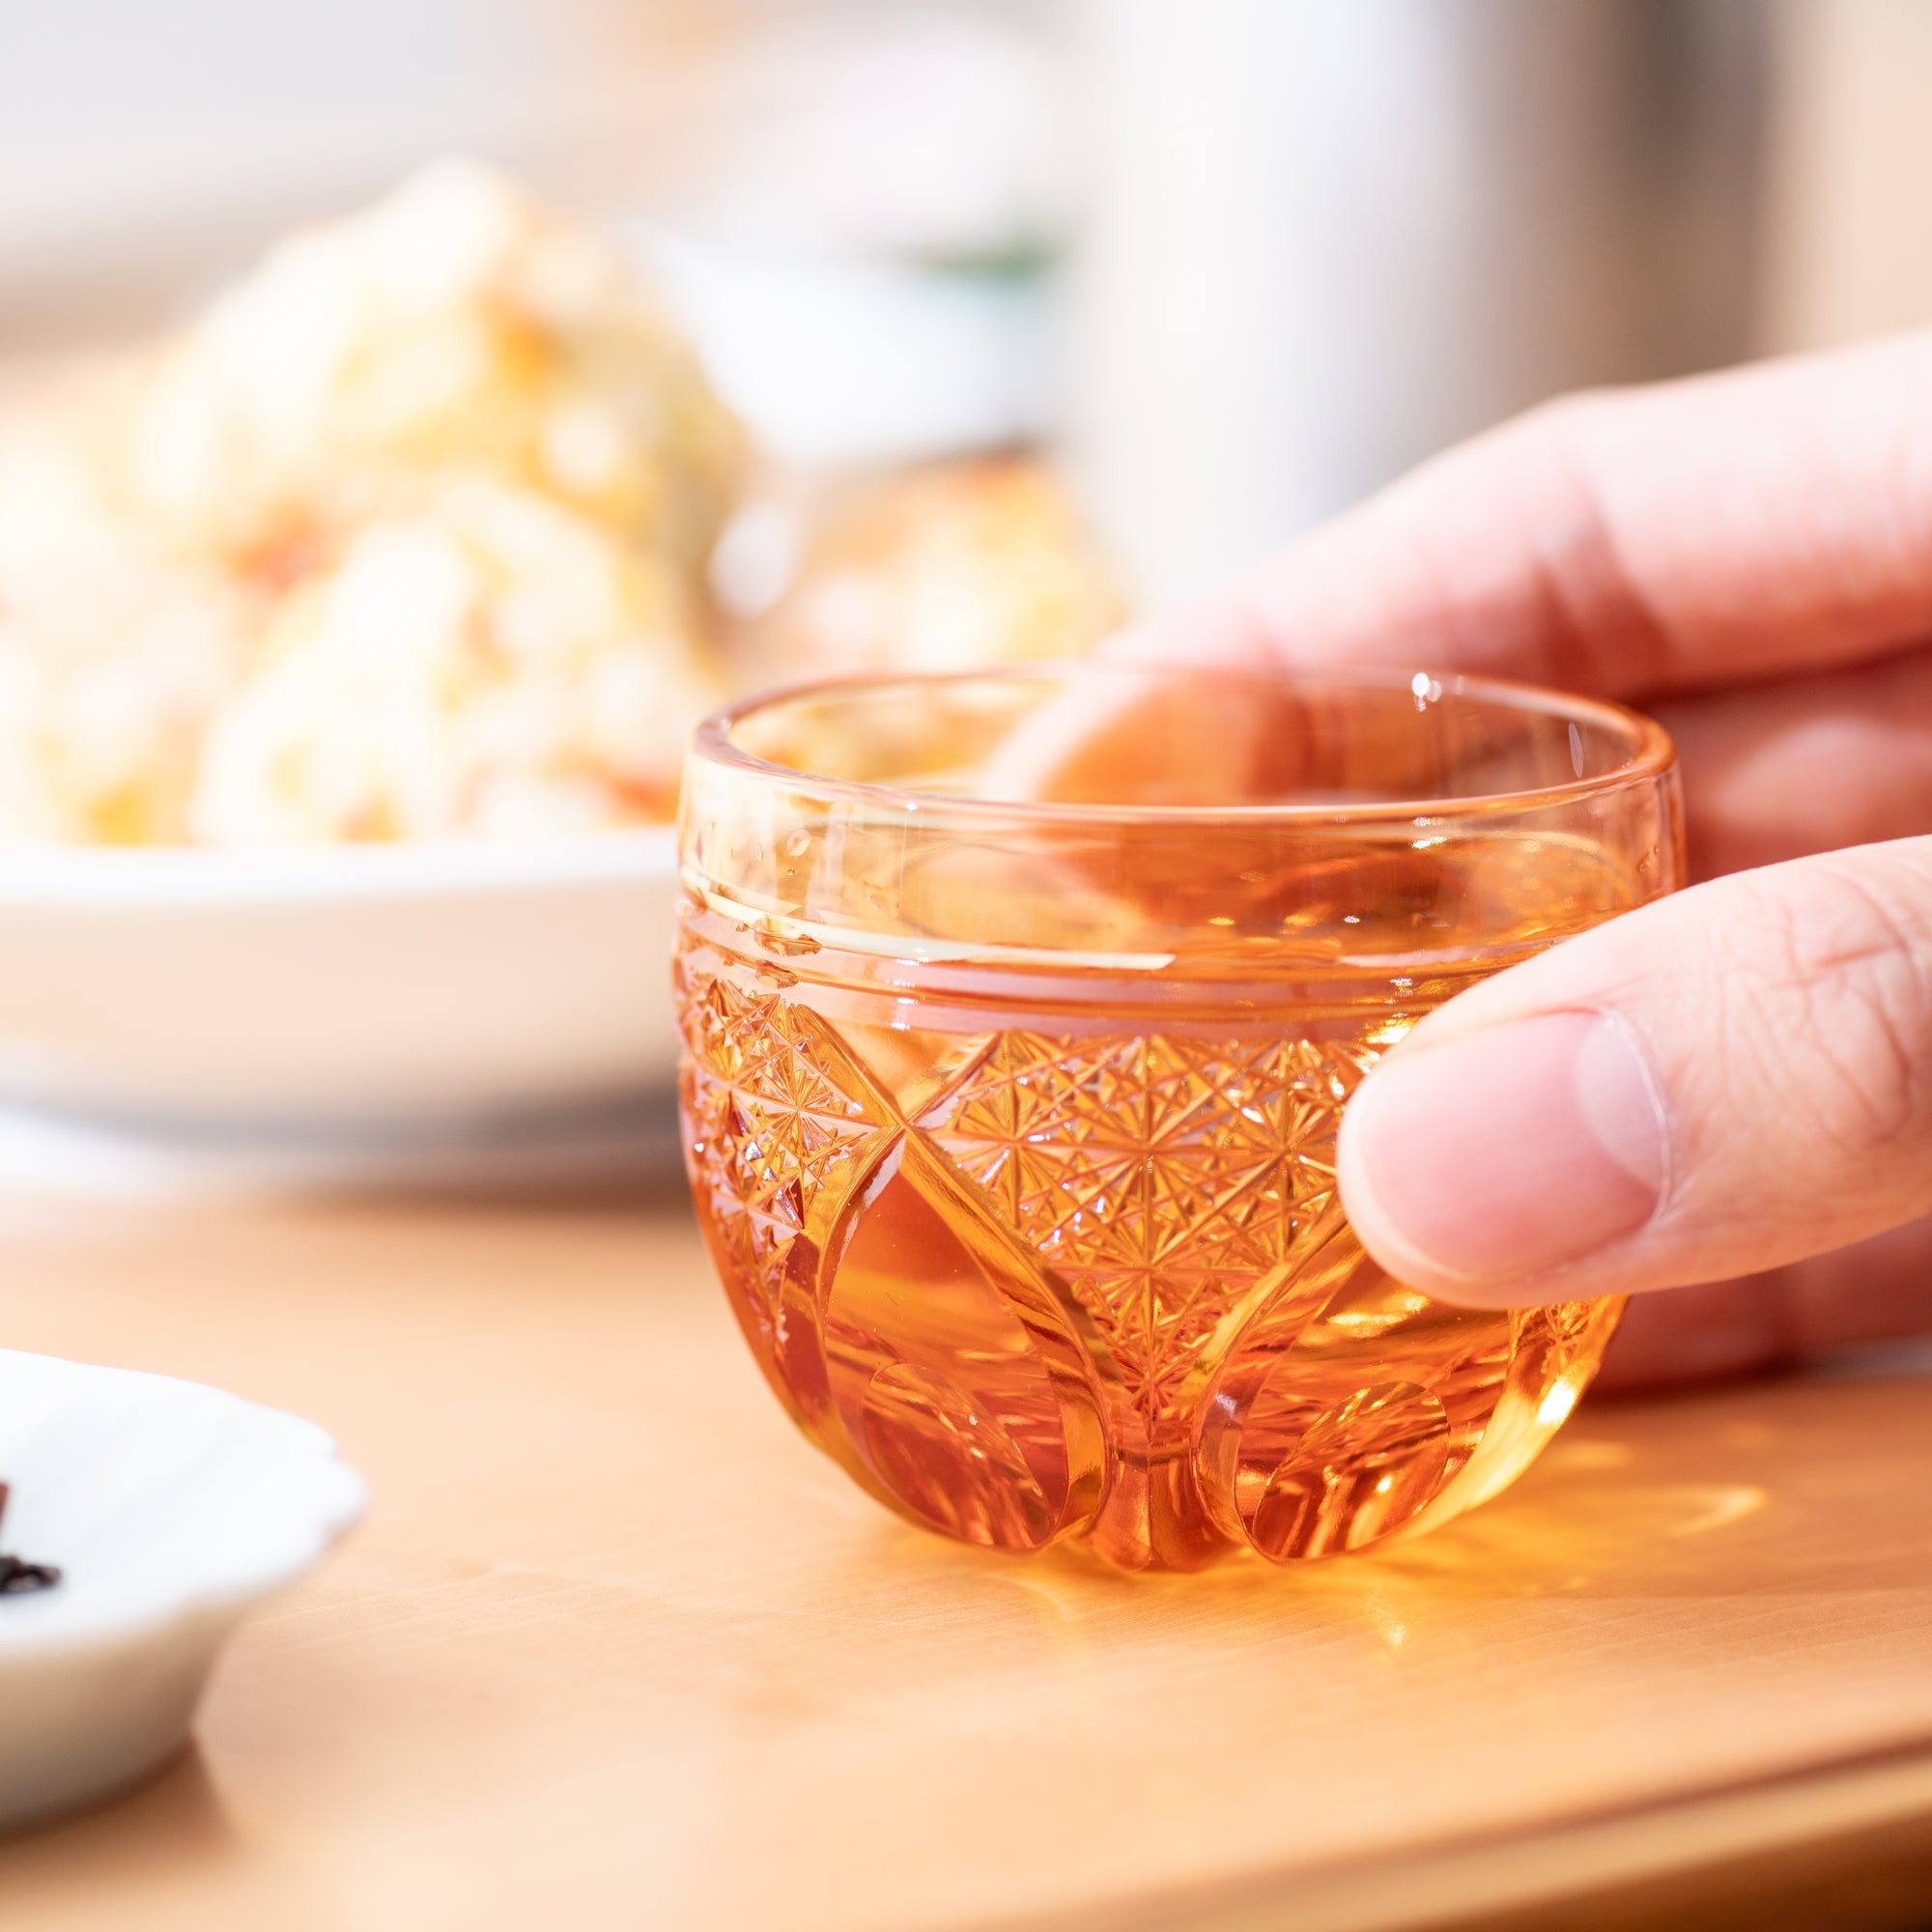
[0,1484,61,1595]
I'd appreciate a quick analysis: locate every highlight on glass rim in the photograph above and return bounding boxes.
[4,5,1932,1924]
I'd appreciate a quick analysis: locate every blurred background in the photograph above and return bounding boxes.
[6,0,1932,1171]
[3,0,1929,604]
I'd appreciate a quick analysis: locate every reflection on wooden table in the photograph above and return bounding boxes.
[0,1185,1929,1932]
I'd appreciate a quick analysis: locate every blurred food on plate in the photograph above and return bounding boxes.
[0,157,1118,851]
[0,160,737,846]
[121,160,743,581]
[0,387,261,845]
[729,457,1123,685]
[190,482,718,844]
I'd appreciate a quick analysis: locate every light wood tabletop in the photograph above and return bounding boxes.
[1,1179,1930,1932]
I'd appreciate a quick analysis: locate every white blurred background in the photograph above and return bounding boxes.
[3,0,1930,603]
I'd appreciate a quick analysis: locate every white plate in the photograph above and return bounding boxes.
[0,1349,366,1831]
[0,831,681,1130]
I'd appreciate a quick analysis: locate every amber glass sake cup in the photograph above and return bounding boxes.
[675,664,1682,1572]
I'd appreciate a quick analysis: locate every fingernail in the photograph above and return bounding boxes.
[1340,1010,1667,1293]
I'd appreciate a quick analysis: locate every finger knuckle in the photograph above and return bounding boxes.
[1501,392,1682,696]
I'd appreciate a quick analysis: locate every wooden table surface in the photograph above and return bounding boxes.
[2,1179,1931,1932]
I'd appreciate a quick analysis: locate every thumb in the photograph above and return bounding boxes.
[1335,837,1932,1307]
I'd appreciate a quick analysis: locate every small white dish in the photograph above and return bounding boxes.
[0,1349,366,1831]
[0,829,680,1131]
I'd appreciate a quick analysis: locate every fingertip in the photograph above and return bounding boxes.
[1334,1082,1509,1306]
[1337,1011,1667,1306]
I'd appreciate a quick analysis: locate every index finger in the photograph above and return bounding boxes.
[1121,330,1932,700]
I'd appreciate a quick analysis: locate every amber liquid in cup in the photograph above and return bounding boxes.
[677,668,1682,1572]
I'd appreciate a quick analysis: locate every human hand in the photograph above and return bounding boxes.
[1114,334,1932,1390]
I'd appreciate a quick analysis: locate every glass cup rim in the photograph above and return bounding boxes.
[690,659,1677,827]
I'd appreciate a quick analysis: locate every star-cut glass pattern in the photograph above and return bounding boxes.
[924,1031,1378,1419]
[678,966,890,1348]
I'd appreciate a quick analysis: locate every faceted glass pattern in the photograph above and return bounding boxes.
[676,665,1682,1570]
